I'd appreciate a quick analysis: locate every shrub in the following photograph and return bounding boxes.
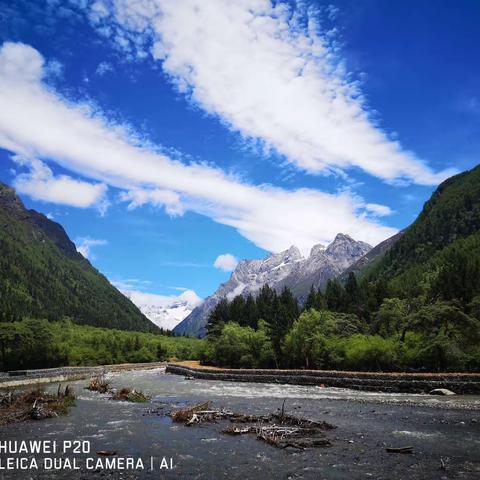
[341,335,399,371]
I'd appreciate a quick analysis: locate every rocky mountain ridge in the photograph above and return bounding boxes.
[174,233,371,337]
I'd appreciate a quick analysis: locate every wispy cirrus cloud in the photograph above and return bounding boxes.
[75,236,107,259]
[0,41,397,254]
[119,188,184,216]
[84,0,456,185]
[95,60,113,76]
[365,203,394,217]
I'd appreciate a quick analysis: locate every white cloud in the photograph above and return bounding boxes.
[119,188,184,216]
[75,236,107,259]
[214,253,238,272]
[365,203,393,217]
[110,277,152,291]
[0,41,398,254]
[11,155,108,212]
[86,0,456,186]
[95,60,113,76]
[0,41,44,83]
[45,59,64,79]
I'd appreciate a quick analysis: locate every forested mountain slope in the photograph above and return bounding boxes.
[0,182,157,332]
[366,164,480,301]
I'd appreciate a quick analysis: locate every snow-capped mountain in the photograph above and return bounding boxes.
[123,290,202,331]
[174,233,371,337]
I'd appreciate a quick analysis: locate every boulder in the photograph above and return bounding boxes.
[429,388,455,396]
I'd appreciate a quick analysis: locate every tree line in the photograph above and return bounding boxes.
[0,318,202,371]
[202,268,480,372]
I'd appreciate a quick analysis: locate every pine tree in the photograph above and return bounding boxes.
[229,295,246,325]
[279,286,299,325]
[256,284,276,322]
[244,294,258,329]
[304,286,317,311]
[265,287,299,367]
[206,298,230,337]
[325,279,345,311]
[344,272,361,314]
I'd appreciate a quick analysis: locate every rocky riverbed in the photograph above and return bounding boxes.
[0,368,479,479]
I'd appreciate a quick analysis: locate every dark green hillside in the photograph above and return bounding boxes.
[340,231,404,281]
[0,182,157,332]
[368,164,480,301]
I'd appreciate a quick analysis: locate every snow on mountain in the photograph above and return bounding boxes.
[174,234,371,337]
[123,289,202,331]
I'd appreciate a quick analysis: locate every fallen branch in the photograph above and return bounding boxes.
[0,386,75,425]
[110,388,149,403]
[386,446,414,454]
[171,401,335,449]
[170,401,212,423]
[87,374,111,394]
[97,451,117,456]
[87,375,149,403]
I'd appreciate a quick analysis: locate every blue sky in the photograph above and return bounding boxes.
[0,0,478,300]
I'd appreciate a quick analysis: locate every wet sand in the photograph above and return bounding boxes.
[0,368,479,479]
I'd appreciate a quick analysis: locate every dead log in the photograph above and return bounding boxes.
[386,446,413,454]
[97,451,117,456]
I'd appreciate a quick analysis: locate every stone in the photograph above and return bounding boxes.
[429,388,455,396]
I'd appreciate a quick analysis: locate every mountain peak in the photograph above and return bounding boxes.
[0,181,24,213]
[0,182,80,258]
[325,233,372,268]
[124,289,202,330]
[281,245,303,261]
[309,243,326,258]
[261,245,303,267]
[332,232,355,243]
[175,233,372,337]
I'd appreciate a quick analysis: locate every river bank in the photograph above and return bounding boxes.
[166,363,480,394]
[0,362,166,389]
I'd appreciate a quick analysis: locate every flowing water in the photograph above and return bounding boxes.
[1,368,479,479]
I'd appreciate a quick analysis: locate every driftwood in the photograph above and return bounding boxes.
[110,388,149,403]
[0,386,75,425]
[87,374,111,393]
[386,446,414,454]
[170,401,335,449]
[170,401,212,423]
[87,375,149,402]
[97,450,117,456]
[223,422,333,449]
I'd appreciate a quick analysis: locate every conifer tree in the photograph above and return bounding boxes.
[244,294,258,329]
[304,286,318,311]
[206,298,230,337]
[325,279,345,311]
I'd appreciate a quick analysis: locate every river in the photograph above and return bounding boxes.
[0,368,479,479]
